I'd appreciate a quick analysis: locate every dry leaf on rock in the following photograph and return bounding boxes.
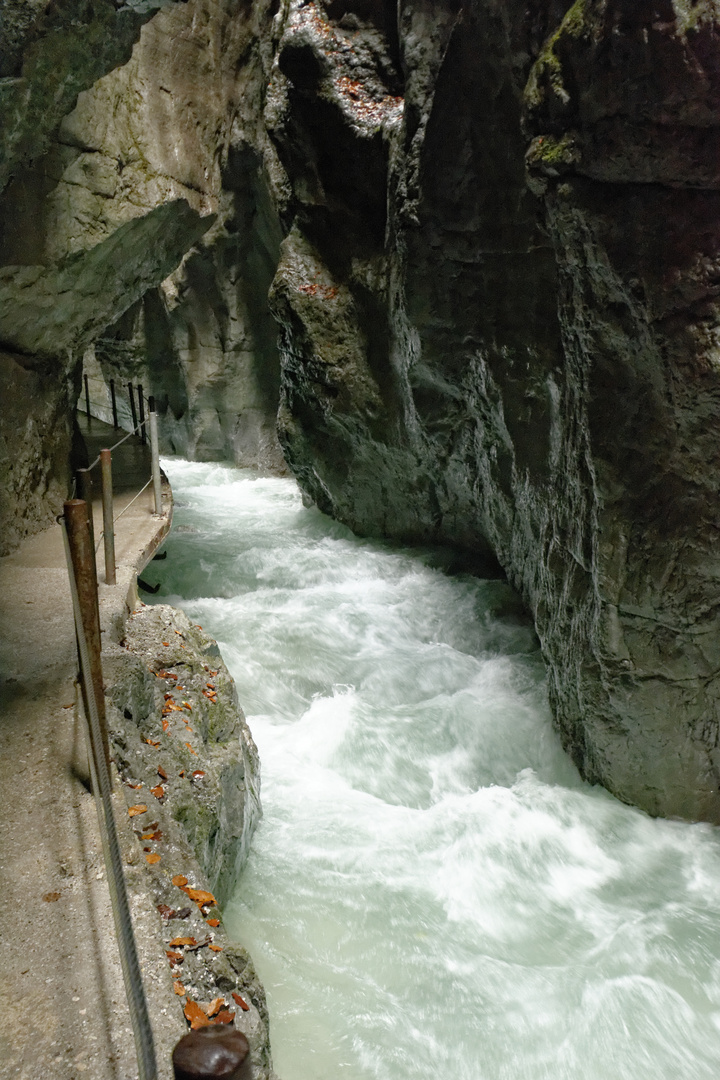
[172,874,188,888]
[213,1010,235,1025]
[169,936,197,947]
[128,805,148,817]
[232,992,250,1011]
[158,766,168,779]
[184,1000,211,1030]
[208,944,223,952]
[206,918,220,928]
[43,891,61,902]
[145,853,161,865]
[173,981,186,996]
[184,888,216,907]
[150,784,165,800]
[202,997,224,1018]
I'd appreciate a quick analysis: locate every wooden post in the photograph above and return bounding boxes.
[173,1028,250,1080]
[110,378,119,429]
[63,500,111,773]
[100,449,116,585]
[128,382,138,433]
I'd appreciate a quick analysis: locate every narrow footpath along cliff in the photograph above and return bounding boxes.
[3,0,720,823]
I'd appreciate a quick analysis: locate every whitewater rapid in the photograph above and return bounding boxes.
[151,460,720,1080]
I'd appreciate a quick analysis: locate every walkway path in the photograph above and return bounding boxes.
[0,417,182,1080]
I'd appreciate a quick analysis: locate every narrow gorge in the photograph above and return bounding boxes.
[3,0,720,1070]
[5,0,720,820]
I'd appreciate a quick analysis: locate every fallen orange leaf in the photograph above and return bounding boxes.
[162,718,170,731]
[208,944,223,952]
[172,874,188,888]
[141,830,162,840]
[150,784,165,799]
[166,950,183,963]
[144,739,160,748]
[213,1010,235,1025]
[126,782,142,789]
[184,1000,211,1030]
[206,918,220,927]
[156,670,177,679]
[170,936,197,947]
[128,805,148,817]
[184,888,216,906]
[162,642,170,647]
[185,743,197,755]
[179,770,185,777]
[182,701,192,711]
[173,981,186,996]
[232,992,250,1011]
[146,853,161,865]
[202,997,224,1018]
[192,770,205,780]
[206,683,215,690]
[175,630,183,636]
[158,766,168,779]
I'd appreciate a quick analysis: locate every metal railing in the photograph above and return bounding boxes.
[68,385,254,1078]
[76,384,163,587]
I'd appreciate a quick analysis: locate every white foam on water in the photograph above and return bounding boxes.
[153,459,720,1080]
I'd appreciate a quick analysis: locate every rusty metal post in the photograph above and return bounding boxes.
[63,499,111,773]
[128,382,138,433]
[75,467,95,552]
[172,1028,250,1080]
[84,372,91,420]
[149,402,162,516]
[110,378,119,429]
[138,383,147,445]
[100,449,116,585]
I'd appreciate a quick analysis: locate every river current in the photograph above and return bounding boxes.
[151,459,720,1080]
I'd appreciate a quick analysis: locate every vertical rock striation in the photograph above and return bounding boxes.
[267,0,720,822]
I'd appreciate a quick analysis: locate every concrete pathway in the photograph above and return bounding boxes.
[0,418,183,1080]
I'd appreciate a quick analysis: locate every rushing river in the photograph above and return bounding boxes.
[151,459,720,1080]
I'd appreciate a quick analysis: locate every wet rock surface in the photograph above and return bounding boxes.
[104,603,275,1078]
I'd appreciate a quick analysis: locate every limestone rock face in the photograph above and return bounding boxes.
[32,0,288,472]
[266,0,720,822]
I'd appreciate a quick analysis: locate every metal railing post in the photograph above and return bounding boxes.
[138,383,147,445]
[75,467,95,552]
[110,378,119,429]
[84,373,91,420]
[63,500,110,773]
[100,449,116,585]
[173,1028,250,1080]
[149,401,162,516]
[128,382,138,433]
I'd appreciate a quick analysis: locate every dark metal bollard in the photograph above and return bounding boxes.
[138,383,147,445]
[75,467,95,552]
[110,378,119,429]
[100,449,116,585]
[128,382,139,433]
[173,1028,251,1080]
[63,500,111,774]
[84,373,91,420]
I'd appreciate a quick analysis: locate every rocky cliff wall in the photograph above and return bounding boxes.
[265,0,720,822]
[4,0,720,824]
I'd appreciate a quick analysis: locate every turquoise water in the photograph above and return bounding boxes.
[150,459,720,1080]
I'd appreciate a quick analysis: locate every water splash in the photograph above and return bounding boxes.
[151,459,720,1080]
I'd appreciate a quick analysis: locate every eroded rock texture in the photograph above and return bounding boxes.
[4,0,720,822]
[267,0,720,822]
